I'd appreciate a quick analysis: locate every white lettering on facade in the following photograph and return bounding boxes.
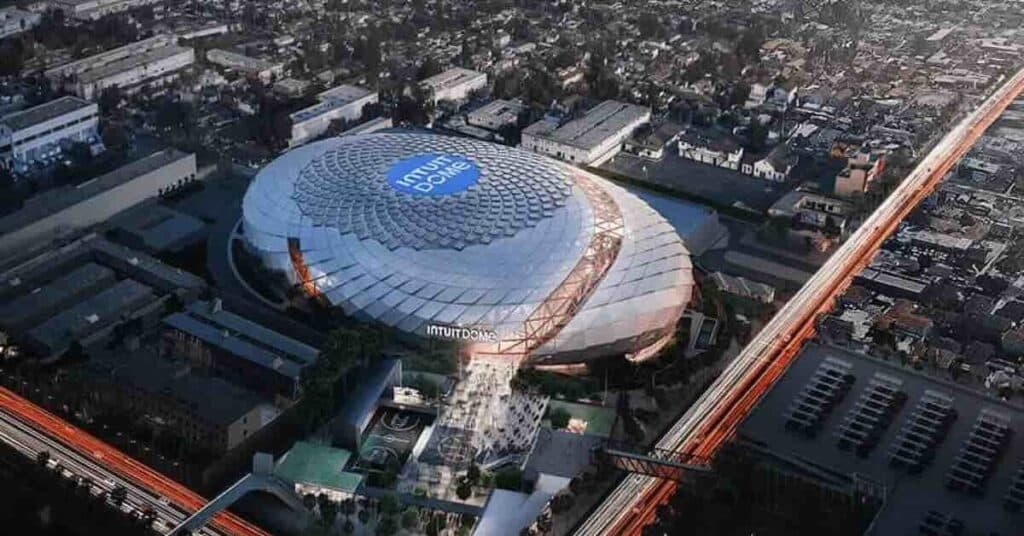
[425,323,498,343]
[396,155,472,193]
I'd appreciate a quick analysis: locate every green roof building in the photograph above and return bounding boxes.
[274,441,364,501]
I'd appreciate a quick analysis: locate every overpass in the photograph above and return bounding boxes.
[170,454,308,535]
[574,68,1024,536]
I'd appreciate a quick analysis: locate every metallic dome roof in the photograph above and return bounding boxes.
[242,132,693,364]
[291,134,573,251]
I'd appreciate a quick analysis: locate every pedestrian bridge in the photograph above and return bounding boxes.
[169,454,307,535]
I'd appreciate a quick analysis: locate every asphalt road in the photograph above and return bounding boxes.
[0,409,220,536]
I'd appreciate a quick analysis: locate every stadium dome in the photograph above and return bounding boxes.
[241,132,693,365]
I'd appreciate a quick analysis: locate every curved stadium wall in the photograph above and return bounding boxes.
[241,132,693,365]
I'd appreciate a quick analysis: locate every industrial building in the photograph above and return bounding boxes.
[520,100,651,166]
[161,299,320,401]
[54,0,162,20]
[0,235,206,357]
[206,49,284,83]
[44,35,194,99]
[289,84,378,147]
[418,67,487,104]
[467,99,525,131]
[241,132,693,366]
[0,148,197,256]
[273,442,364,502]
[0,96,100,171]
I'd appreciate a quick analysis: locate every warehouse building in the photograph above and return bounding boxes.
[419,67,487,104]
[0,96,101,171]
[289,84,378,147]
[520,100,650,166]
[0,149,197,256]
[161,299,320,401]
[45,35,194,99]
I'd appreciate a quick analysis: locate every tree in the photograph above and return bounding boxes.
[456,479,473,500]
[0,38,26,77]
[377,515,398,536]
[99,88,123,116]
[736,26,764,62]
[548,407,571,429]
[101,123,129,154]
[417,57,444,80]
[637,12,663,39]
[379,492,401,516]
[466,463,481,485]
[401,508,419,530]
[748,120,769,152]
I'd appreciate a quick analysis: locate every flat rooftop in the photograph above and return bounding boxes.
[109,204,206,253]
[207,49,279,72]
[740,343,1024,536]
[0,235,206,305]
[291,98,363,123]
[316,84,374,103]
[28,278,154,355]
[45,34,177,77]
[469,99,524,119]
[419,67,485,90]
[274,441,363,493]
[524,100,649,150]
[0,262,114,330]
[83,349,271,427]
[78,44,192,84]
[0,96,94,132]
[0,148,191,237]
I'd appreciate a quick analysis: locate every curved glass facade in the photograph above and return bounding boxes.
[242,132,693,365]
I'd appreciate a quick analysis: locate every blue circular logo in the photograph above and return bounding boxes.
[386,153,480,196]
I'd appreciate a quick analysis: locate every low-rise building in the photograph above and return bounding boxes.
[289,84,377,147]
[418,67,487,104]
[745,145,797,182]
[45,35,194,99]
[520,100,650,166]
[80,350,279,455]
[466,99,525,131]
[273,441,363,502]
[0,149,197,256]
[161,299,319,401]
[0,235,206,358]
[677,130,743,169]
[206,49,284,83]
[55,0,162,20]
[854,267,928,300]
[623,123,681,160]
[0,96,100,171]
[834,146,886,197]
[0,7,41,39]
[769,190,851,232]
